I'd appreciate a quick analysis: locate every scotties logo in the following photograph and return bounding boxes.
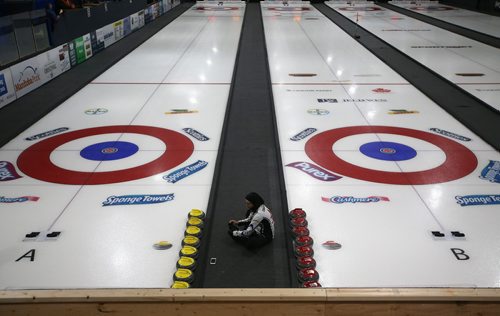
[286,162,342,181]
[15,66,41,92]
[25,127,69,141]
[0,161,22,181]
[85,108,108,115]
[102,194,175,206]
[182,128,209,141]
[0,195,39,203]
[429,128,471,142]
[455,195,500,207]
[322,196,390,203]
[290,128,317,141]
[479,160,500,183]
[163,160,208,184]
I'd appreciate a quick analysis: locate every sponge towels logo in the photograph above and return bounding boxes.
[290,128,317,141]
[182,128,209,141]
[25,127,69,141]
[163,160,208,183]
[322,196,390,203]
[455,195,500,207]
[102,194,175,206]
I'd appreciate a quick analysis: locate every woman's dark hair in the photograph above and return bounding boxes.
[245,192,264,210]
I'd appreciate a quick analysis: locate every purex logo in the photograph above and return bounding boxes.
[102,194,175,206]
[15,66,41,91]
[286,162,341,181]
[322,196,390,203]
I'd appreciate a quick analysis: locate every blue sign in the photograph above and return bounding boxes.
[163,160,208,183]
[479,160,500,183]
[455,195,500,207]
[0,74,7,97]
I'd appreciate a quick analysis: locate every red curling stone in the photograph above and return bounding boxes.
[289,208,306,219]
[302,281,322,288]
[290,217,308,228]
[295,235,313,247]
[294,245,314,257]
[298,268,320,282]
[292,226,309,237]
[296,256,316,269]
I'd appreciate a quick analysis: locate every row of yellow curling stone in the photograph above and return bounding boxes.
[171,209,206,289]
[289,208,321,288]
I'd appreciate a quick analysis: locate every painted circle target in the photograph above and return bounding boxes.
[411,6,455,11]
[338,6,381,11]
[305,126,477,185]
[17,125,194,185]
[195,6,239,11]
[267,7,311,11]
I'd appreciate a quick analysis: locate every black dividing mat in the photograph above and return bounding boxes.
[196,3,293,288]
[379,2,500,49]
[315,3,500,151]
[0,3,193,147]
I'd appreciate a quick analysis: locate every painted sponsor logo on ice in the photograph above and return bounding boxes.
[182,128,209,141]
[322,196,390,203]
[317,98,337,103]
[0,195,39,203]
[479,160,500,183]
[0,74,8,97]
[102,193,175,206]
[372,88,391,93]
[343,98,387,102]
[290,128,317,141]
[307,109,329,116]
[15,66,41,92]
[286,162,342,181]
[165,109,198,115]
[25,127,69,141]
[0,161,22,181]
[163,160,208,184]
[388,109,419,115]
[455,195,500,207]
[85,108,108,115]
[429,128,471,142]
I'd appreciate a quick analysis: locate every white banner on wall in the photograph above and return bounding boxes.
[37,43,71,82]
[10,55,47,98]
[0,68,17,108]
[102,24,116,48]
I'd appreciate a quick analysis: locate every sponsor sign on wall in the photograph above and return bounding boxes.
[138,10,145,28]
[90,29,105,54]
[113,20,124,42]
[36,43,71,82]
[73,34,92,65]
[10,55,46,98]
[130,12,140,32]
[123,16,132,37]
[102,24,116,48]
[0,68,17,108]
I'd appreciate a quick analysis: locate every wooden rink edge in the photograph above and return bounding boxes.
[2,288,500,315]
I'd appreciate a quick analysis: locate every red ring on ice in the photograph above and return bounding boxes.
[17,125,194,185]
[304,126,477,185]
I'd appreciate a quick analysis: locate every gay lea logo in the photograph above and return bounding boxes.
[102,194,174,206]
[286,162,341,181]
[322,196,390,203]
[455,195,500,207]
[163,160,208,184]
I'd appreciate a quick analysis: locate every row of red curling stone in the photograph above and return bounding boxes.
[289,208,321,288]
[171,209,206,289]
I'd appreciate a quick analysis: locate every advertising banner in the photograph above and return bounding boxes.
[0,68,17,108]
[10,55,46,98]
